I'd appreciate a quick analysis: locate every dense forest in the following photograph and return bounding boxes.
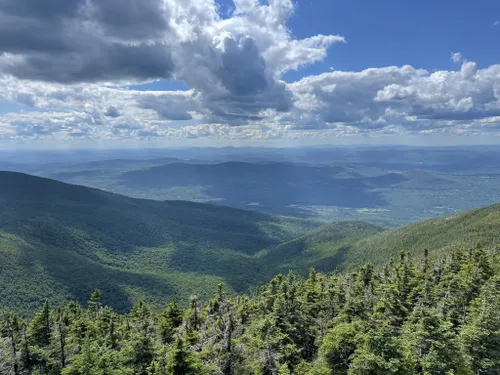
[1,245,499,374]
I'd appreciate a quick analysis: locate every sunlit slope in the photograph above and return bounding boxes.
[3,172,498,315]
[259,221,384,274]
[289,203,500,270]
[343,203,500,265]
[258,202,500,276]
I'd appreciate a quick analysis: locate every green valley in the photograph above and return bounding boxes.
[0,172,318,314]
[2,171,500,317]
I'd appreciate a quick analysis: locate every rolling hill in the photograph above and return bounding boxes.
[2,171,500,315]
[281,202,500,271]
[37,159,500,227]
[341,202,500,266]
[0,172,322,313]
[46,161,404,216]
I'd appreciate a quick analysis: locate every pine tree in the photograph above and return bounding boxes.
[1,312,21,375]
[401,306,462,374]
[318,321,364,374]
[54,308,68,369]
[88,289,102,316]
[28,301,51,348]
[149,345,169,375]
[166,338,201,375]
[460,276,500,374]
[220,308,235,375]
[158,299,183,345]
[0,246,498,375]
[348,316,407,375]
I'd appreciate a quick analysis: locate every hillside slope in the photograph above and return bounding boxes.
[290,203,500,270]
[0,172,320,313]
[3,172,499,314]
[343,203,500,266]
[258,221,384,274]
[48,162,400,212]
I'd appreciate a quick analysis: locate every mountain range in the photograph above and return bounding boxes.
[1,171,500,315]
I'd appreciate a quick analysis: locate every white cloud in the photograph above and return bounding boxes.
[1,0,500,144]
[289,61,500,134]
[451,52,463,63]
[3,59,500,142]
[0,0,343,127]
[494,20,499,27]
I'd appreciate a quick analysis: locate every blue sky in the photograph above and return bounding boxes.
[134,0,500,87]
[0,0,499,148]
[286,0,500,72]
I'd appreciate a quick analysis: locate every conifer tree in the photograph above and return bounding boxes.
[158,299,183,345]
[166,338,201,375]
[29,301,51,348]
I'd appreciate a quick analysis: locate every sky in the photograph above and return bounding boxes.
[0,0,500,149]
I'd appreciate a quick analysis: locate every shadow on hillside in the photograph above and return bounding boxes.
[167,241,272,293]
[16,237,176,313]
[116,163,405,211]
[3,194,279,256]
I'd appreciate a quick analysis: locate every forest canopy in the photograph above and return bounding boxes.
[1,246,499,375]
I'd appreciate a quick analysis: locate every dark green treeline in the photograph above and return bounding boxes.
[1,246,499,374]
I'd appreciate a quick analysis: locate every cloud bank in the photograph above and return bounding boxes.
[0,0,499,144]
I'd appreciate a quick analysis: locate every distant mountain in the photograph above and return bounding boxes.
[37,160,500,226]
[111,162,405,211]
[1,172,499,315]
[0,172,319,313]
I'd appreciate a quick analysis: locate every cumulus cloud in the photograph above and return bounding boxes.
[0,0,340,126]
[291,61,500,133]
[290,65,427,126]
[4,58,500,142]
[0,0,178,83]
[375,62,500,122]
[1,0,500,143]
[137,91,199,121]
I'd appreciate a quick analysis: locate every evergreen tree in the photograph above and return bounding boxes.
[0,248,498,375]
[460,277,500,374]
[28,301,51,348]
[318,321,364,375]
[401,306,462,374]
[1,312,21,375]
[166,338,201,375]
[158,300,183,345]
[88,289,102,316]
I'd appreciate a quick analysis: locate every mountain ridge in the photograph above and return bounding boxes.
[2,171,500,315]
[0,171,322,313]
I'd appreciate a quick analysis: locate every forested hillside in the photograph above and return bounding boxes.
[336,203,500,266]
[1,246,498,374]
[287,203,500,270]
[3,172,500,318]
[0,172,318,313]
[36,156,500,226]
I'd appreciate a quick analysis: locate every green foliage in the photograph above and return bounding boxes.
[165,338,201,375]
[28,302,51,348]
[0,172,318,314]
[281,203,500,275]
[459,277,500,374]
[1,247,499,374]
[343,203,500,267]
[158,300,183,345]
[2,172,500,374]
[8,172,500,319]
